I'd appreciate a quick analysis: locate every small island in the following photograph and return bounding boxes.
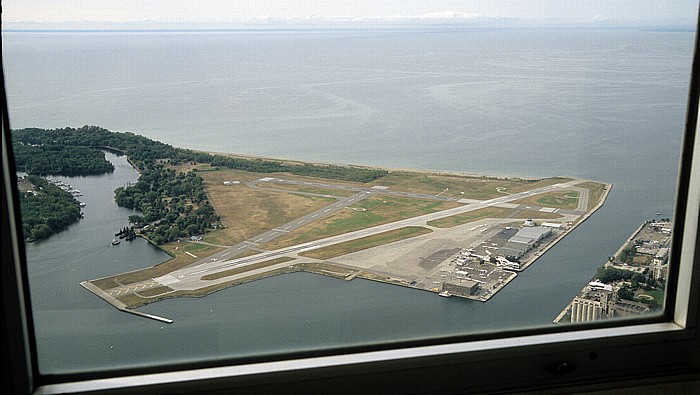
[16,175,84,241]
[12,126,610,322]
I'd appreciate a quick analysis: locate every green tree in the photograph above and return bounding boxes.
[617,285,635,300]
[128,215,146,225]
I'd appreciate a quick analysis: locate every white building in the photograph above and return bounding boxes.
[541,222,563,229]
[500,226,552,259]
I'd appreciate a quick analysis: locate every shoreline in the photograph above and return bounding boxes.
[195,148,564,182]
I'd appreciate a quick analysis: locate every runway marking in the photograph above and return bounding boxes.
[273,229,290,233]
[298,244,321,253]
[222,252,232,257]
[255,238,264,242]
[238,246,246,249]
[324,209,331,212]
[311,214,318,218]
[298,220,305,224]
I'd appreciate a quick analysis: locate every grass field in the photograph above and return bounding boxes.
[117,261,366,308]
[134,286,173,297]
[187,166,581,249]
[116,266,301,308]
[509,209,566,220]
[116,287,173,309]
[200,257,295,280]
[637,289,665,306]
[367,172,572,200]
[427,207,512,228]
[513,190,580,210]
[199,169,336,246]
[263,195,460,249]
[426,207,565,228]
[252,182,356,197]
[293,262,358,278]
[90,242,226,289]
[299,226,433,260]
[575,181,610,211]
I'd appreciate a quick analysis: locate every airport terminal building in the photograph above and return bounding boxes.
[500,226,552,259]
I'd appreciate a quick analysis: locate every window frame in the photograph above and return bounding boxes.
[3,15,700,395]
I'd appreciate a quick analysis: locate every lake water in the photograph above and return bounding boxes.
[2,29,694,374]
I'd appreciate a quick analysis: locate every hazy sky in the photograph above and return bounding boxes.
[2,1,697,28]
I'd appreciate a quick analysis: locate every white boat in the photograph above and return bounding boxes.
[111,239,120,245]
[439,291,451,297]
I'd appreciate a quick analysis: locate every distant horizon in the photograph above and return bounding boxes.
[3,1,697,32]
[3,22,696,33]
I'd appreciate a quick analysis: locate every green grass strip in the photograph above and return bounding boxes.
[300,226,432,260]
[201,257,295,280]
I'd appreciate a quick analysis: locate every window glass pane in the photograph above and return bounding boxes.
[2,1,696,375]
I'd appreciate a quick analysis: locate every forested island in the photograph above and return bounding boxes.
[14,144,114,176]
[18,175,82,241]
[12,126,388,243]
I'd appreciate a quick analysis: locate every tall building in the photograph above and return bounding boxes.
[570,291,615,323]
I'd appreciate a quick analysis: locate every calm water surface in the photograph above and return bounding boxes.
[3,29,693,374]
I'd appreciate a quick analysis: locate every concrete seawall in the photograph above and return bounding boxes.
[519,183,613,272]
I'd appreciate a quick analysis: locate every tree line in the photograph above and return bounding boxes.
[594,265,663,308]
[12,126,388,182]
[13,143,114,176]
[11,126,389,244]
[114,168,219,244]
